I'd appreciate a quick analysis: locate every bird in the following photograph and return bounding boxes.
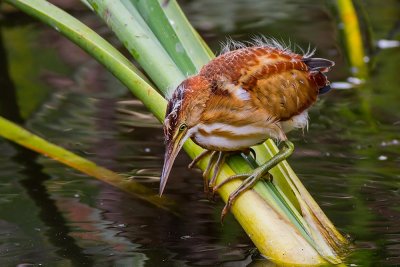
[159,37,334,219]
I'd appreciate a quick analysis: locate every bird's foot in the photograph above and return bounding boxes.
[208,149,257,193]
[218,140,294,222]
[188,150,226,195]
[212,172,273,194]
[219,169,265,222]
[189,149,259,196]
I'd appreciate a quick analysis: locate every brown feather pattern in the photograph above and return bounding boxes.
[164,44,333,151]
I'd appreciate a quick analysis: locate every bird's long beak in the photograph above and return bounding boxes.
[159,130,189,196]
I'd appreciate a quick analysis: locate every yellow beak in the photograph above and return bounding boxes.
[159,129,189,196]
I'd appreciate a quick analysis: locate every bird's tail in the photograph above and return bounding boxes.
[302,57,335,95]
[302,57,334,72]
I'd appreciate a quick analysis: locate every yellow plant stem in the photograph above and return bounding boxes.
[182,141,329,265]
[337,0,367,78]
[0,116,174,212]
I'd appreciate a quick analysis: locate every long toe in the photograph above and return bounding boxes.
[212,173,250,193]
[208,152,226,190]
[188,150,212,169]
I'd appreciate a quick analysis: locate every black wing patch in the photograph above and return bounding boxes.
[302,58,334,72]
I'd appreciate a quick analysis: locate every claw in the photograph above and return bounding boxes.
[188,150,211,169]
[220,201,231,222]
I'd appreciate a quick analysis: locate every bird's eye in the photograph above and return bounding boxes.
[178,123,187,131]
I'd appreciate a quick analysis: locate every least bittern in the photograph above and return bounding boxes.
[160,38,334,218]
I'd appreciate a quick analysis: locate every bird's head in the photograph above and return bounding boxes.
[159,75,210,195]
